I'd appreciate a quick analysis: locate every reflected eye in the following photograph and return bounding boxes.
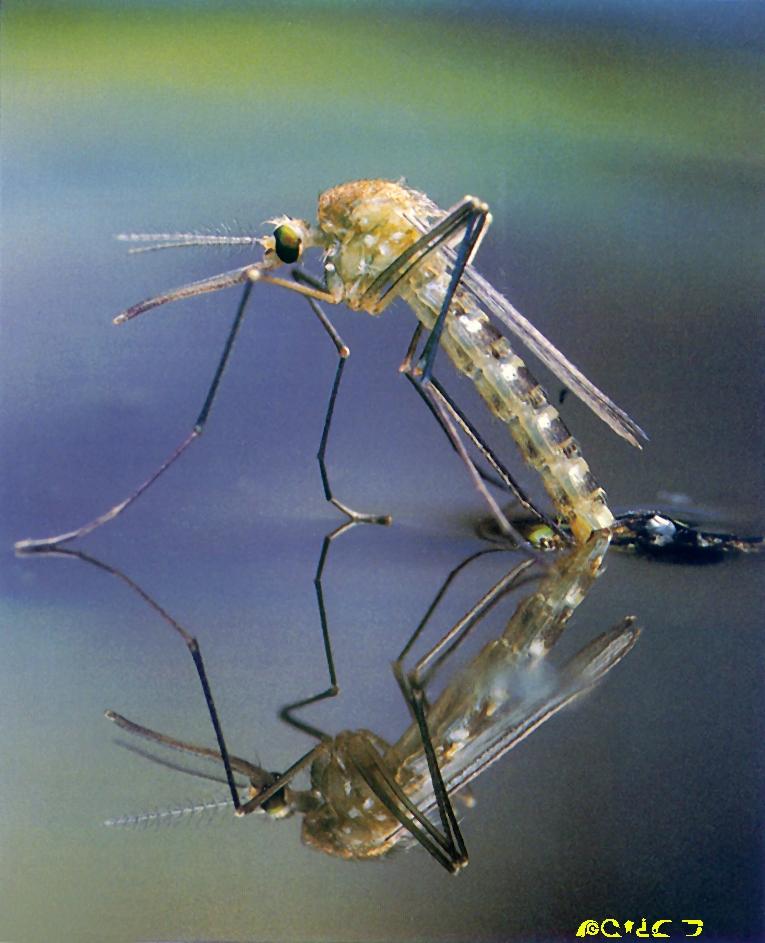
[526,523,557,550]
[273,224,302,264]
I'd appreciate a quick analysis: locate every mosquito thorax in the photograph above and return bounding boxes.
[316,180,432,311]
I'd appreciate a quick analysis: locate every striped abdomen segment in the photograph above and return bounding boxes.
[406,284,614,543]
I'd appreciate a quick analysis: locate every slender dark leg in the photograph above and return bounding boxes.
[361,196,489,313]
[411,373,535,548]
[239,517,369,815]
[27,545,246,811]
[404,367,565,539]
[352,728,468,873]
[28,542,331,818]
[292,268,391,526]
[363,202,544,548]
[395,547,507,666]
[396,677,468,871]
[363,196,491,381]
[400,325,557,532]
[399,324,505,493]
[376,552,539,872]
[277,519,357,740]
[16,280,256,552]
[363,200,562,548]
[393,556,536,701]
[415,205,490,383]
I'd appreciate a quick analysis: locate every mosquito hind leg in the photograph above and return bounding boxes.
[393,555,535,700]
[371,205,542,549]
[403,359,565,541]
[292,268,391,526]
[367,673,467,872]
[15,280,257,552]
[406,370,536,550]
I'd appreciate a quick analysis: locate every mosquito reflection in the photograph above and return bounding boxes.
[27,525,638,873]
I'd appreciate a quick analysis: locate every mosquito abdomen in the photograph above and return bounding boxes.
[406,276,614,542]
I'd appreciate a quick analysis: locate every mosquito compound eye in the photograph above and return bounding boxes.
[273,224,302,264]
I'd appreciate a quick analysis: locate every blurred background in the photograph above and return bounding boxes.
[1,2,763,941]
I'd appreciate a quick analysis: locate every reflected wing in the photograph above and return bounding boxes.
[401,617,639,818]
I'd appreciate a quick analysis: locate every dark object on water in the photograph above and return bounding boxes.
[610,510,763,563]
[477,509,762,563]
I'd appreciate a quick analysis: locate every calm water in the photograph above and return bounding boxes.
[2,4,763,942]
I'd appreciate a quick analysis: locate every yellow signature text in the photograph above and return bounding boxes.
[575,918,704,938]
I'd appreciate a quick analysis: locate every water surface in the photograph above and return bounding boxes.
[2,5,762,942]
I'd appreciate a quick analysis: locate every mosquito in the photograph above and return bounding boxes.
[62,527,638,874]
[16,178,647,554]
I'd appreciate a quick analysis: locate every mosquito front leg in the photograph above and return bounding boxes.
[22,544,244,811]
[292,268,391,526]
[15,279,256,552]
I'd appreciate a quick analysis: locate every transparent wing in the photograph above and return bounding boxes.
[463,265,648,448]
[401,617,639,817]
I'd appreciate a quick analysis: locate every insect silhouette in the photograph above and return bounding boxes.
[53,526,638,873]
[16,179,648,554]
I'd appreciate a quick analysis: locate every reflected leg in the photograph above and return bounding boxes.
[277,519,357,740]
[28,545,247,811]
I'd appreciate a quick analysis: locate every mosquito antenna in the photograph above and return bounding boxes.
[104,795,234,829]
[116,232,261,254]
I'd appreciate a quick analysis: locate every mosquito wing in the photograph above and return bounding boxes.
[463,265,648,448]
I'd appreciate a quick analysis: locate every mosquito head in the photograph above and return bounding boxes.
[258,216,317,269]
[247,769,296,819]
